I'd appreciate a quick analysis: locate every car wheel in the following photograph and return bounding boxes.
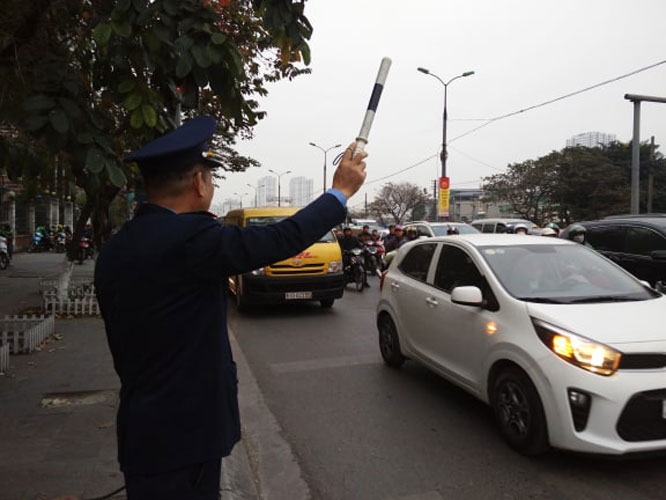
[491,366,549,455]
[320,298,334,308]
[0,253,8,270]
[378,315,405,368]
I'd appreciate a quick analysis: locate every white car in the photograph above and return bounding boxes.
[377,234,666,455]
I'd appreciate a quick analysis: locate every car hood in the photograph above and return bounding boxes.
[526,296,666,345]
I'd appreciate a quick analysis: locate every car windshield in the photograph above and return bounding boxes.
[431,225,480,236]
[478,243,657,303]
[245,216,335,242]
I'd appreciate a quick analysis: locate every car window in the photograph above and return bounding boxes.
[398,243,436,282]
[496,223,507,234]
[434,245,483,292]
[417,225,431,237]
[482,223,494,233]
[586,225,625,252]
[625,226,666,255]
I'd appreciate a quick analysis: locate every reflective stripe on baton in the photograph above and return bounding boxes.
[353,57,392,157]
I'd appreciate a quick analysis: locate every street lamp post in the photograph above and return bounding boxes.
[268,169,291,207]
[309,142,342,194]
[417,67,474,179]
[233,192,248,208]
[246,183,264,207]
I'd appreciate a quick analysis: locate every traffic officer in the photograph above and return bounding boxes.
[94,116,367,499]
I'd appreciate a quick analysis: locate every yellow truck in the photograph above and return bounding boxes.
[222,206,345,310]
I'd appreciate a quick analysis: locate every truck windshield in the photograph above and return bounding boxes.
[245,217,335,242]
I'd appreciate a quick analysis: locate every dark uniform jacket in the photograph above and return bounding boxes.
[95,192,345,474]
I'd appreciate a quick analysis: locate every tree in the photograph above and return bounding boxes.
[0,0,313,258]
[367,182,429,225]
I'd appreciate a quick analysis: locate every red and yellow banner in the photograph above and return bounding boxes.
[438,176,450,218]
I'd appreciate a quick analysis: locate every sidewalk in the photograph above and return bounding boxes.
[0,254,309,500]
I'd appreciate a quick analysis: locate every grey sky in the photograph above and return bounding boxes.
[213,0,666,214]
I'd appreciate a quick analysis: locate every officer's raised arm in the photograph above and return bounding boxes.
[331,142,367,200]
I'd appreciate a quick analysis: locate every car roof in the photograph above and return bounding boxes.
[405,221,472,226]
[575,218,666,229]
[405,233,574,247]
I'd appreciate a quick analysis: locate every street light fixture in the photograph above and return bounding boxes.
[417,67,474,179]
[309,142,342,194]
[246,183,264,207]
[233,192,248,208]
[268,169,291,207]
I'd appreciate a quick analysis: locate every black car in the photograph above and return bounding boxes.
[560,217,666,290]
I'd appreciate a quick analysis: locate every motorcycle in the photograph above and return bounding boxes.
[343,248,365,292]
[0,236,9,270]
[77,236,90,264]
[363,241,384,277]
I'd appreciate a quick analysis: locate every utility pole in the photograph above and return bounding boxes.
[648,136,655,213]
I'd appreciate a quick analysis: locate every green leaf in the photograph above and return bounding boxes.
[141,104,157,127]
[23,95,56,113]
[123,92,143,111]
[163,0,178,16]
[130,109,144,129]
[176,53,193,79]
[300,44,311,66]
[118,80,135,94]
[116,0,131,12]
[153,23,172,44]
[49,109,69,133]
[143,31,161,52]
[175,35,194,52]
[225,44,244,76]
[132,0,147,11]
[25,115,49,132]
[106,162,127,188]
[77,132,94,144]
[93,22,113,45]
[57,98,82,120]
[192,44,211,68]
[85,147,105,174]
[112,20,132,38]
[211,32,227,45]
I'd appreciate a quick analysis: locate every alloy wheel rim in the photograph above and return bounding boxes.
[497,380,530,437]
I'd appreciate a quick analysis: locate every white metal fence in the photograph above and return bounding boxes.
[40,278,100,317]
[0,314,55,373]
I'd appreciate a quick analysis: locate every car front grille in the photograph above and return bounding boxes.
[619,353,666,369]
[616,389,666,442]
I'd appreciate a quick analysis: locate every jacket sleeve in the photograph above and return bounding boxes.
[186,192,346,280]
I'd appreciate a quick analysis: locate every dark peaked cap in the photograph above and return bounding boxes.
[124,116,223,174]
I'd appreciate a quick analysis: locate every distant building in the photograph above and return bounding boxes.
[566,132,616,149]
[257,176,277,206]
[289,177,313,207]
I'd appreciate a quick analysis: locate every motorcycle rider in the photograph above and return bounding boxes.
[338,226,369,287]
[566,224,593,248]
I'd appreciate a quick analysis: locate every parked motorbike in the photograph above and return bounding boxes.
[0,236,9,270]
[77,237,90,264]
[343,248,365,292]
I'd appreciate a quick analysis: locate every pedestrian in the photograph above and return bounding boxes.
[94,116,367,500]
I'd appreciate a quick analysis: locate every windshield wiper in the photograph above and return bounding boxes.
[565,295,642,304]
[515,296,565,304]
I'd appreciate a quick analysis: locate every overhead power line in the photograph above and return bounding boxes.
[365,58,666,186]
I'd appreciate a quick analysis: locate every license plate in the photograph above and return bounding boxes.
[285,291,312,300]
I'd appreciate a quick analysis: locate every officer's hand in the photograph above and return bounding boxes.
[331,142,367,199]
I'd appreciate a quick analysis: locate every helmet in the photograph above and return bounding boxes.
[567,224,587,238]
[513,223,529,234]
[546,222,560,231]
[541,227,557,237]
[446,226,459,235]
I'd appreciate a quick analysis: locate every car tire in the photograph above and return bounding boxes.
[0,253,9,270]
[378,315,405,368]
[491,366,549,455]
[320,298,334,308]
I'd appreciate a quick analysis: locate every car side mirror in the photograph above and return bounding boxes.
[451,286,484,306]
[650,250,666,261]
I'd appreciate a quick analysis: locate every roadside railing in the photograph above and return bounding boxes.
[40,278,100,317]
[0,314,55,373]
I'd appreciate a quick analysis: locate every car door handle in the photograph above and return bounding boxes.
[390,282,400,290]
[425,297,438,307]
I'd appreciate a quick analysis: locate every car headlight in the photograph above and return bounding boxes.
[532,318,622,376]
[250,268,265,276]
[328,260,343,273]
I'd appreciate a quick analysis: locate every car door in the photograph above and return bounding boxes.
[586,224,625,264]
[389,243,438,354]
[417,244,495,393]
[622,225,666,284]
